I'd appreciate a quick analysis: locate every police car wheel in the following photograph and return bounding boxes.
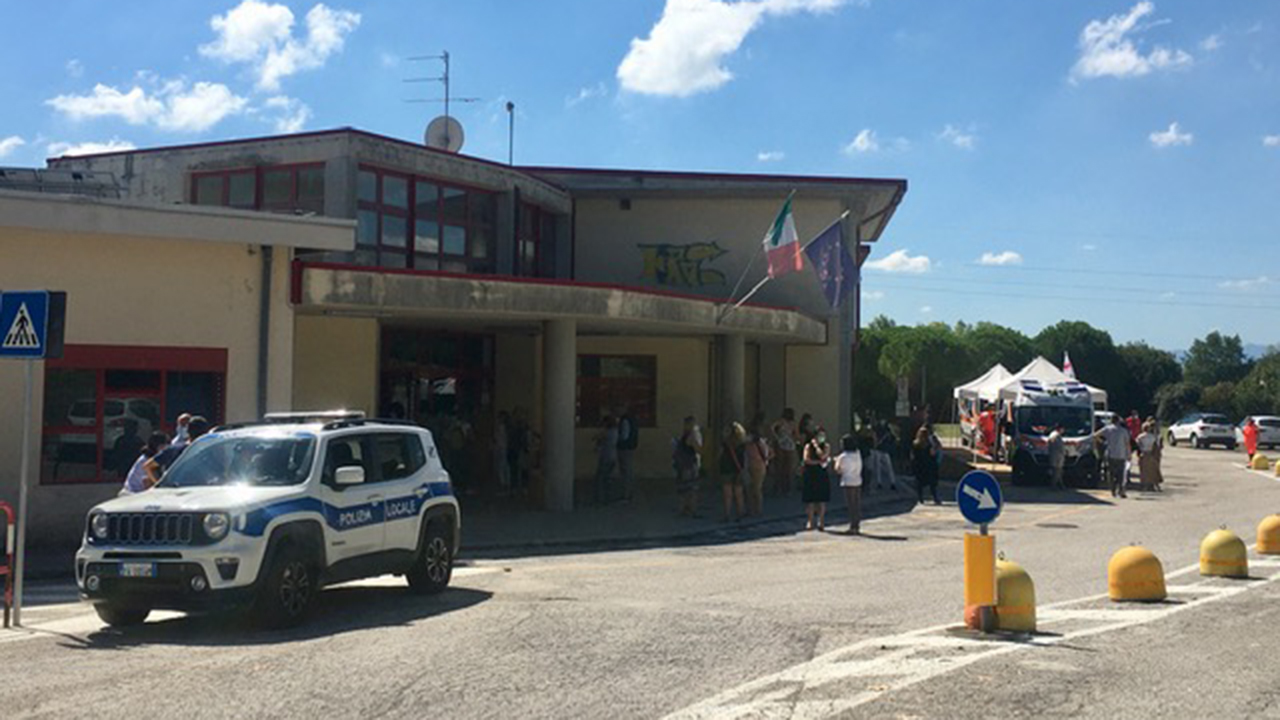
[407,523,452,595]
[256,545,316,628]
[94,602,150,627]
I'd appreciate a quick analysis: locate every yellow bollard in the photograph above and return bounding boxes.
[1274,460,1280,478]
[1108,546,1167,602]
[1250,454,1272,471]
[994,558,1036,633]
[1201,528,1249,578]
[1259,515,1280,555]
[963,533,996,630]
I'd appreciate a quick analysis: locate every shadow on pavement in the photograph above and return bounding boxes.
[58,586,492,650]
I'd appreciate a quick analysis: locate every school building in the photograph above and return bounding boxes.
[0,128,906,544]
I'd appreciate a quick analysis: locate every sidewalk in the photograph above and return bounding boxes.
[8,474,923,580]
[460,473,919,556]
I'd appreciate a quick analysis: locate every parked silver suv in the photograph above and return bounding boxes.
[76,412,460,629]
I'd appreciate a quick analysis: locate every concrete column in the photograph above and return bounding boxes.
[542,319,577,511]
[720,333,746,425]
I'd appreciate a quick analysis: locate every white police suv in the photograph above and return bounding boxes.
[76,412,460,629]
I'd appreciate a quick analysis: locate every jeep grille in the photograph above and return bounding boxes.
[105,513,198,545]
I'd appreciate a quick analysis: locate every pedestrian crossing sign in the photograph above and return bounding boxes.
[0,291,66,359]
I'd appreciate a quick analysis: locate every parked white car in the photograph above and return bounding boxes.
[1167,413,1237,450]
[1236,416,1280,450]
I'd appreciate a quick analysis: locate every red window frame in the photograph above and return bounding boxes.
[41,345,228,486]
[191,163,325,213]
[357,164,497,274]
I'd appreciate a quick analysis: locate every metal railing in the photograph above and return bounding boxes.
[0,502,13,628]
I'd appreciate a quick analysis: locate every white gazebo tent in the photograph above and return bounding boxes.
[954,363,1013,404]
[996,356,1108,407]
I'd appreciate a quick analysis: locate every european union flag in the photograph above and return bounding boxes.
[803,220,855,310]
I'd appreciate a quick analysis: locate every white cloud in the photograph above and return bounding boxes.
[46,138,137,157]
[1219,276,1270,291]
[938,124,976,149]
[47,81,248,133]
[843,128,879,154]
[1071,2,1192,82]
[65,59,84,78]
[264,95,311,133]
[920,305,933,314]
[1160,291,1176,299]
[379,51,398,68]
[1199,34,1222,52]
[756,150,785,162]
[861,289,885,301]
[617,0,847,97]
[1081,243,1098,251]
[978,250,1023,266]
[200,1,361,91]
[566,82,609,108]
[0,135,26,159]
[1149,121,1192,148]
[1264,135,1280,148]
[864,249,931,274]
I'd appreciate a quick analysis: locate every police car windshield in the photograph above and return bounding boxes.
[1017,407,1092,437]
[159,434,317,488]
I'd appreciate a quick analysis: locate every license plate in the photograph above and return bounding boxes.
[120,562,155,578]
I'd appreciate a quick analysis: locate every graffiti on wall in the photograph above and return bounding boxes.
[638,242,728,288]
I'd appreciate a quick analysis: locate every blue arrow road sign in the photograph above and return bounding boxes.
[956,470,1003,525]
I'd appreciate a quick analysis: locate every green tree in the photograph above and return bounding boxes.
[1232,351,1280,417]
[1183,331,1252,388]
[1033,320,1126,402]
[851,317,898,421]
[1199,381,1237,414]
[1115,342,1183,416]
[877,322,973,421]
[1155,382,1200,424]
[956,322,1035,374]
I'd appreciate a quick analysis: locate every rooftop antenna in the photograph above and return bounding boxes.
[404,50,480,152]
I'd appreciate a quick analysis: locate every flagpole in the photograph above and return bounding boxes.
[720,209,851,321]
[717,189,796,322]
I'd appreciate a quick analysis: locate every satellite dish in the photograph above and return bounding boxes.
[424,115,465,153]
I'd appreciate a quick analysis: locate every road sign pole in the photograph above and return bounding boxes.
[13,359,32,627]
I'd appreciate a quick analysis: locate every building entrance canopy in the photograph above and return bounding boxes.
[294,262,829,344]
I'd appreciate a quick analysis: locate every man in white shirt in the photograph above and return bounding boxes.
[1094,416,1131,499]
[1047,425,1066,490]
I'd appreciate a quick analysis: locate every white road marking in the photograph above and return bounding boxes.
[664,549,1280,720]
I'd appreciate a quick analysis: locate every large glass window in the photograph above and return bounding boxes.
[576,355,657,427]
[40,346,227,485]
[517,203,556,278]
[193,164,324,214]
[356,165,498,274]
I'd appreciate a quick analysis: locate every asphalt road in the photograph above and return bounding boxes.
[2,445,1277,719]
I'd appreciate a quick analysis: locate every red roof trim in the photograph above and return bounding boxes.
[520,164,907,189]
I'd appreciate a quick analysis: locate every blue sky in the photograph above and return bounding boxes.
[1,0,1277,351]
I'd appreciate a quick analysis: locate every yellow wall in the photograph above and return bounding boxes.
[292,315,379,415]
[786,326,842,436]
[574,336,712,480]
[0,228,294,543]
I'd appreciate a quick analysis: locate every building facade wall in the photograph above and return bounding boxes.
[573,336,714,481]
[291,315,379,415]
[0,228,294,544]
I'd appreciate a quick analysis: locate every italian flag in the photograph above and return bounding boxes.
[763,196,803,278]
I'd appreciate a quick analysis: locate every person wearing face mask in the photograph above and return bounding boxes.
[802,426,832,531]
[911,425,941,505]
